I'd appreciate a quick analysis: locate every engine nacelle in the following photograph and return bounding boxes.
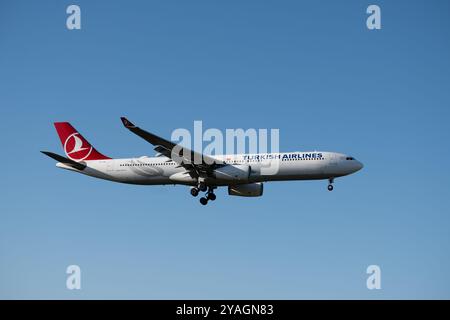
[228,183,263,197]
[214,164,250,182]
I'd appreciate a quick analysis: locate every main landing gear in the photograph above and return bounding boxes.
[200,187,217,205]
[206,191,216,201]
[190,183,208,197]
[190,187,199,197]
[191,185,216,205]
[328,178,334,191]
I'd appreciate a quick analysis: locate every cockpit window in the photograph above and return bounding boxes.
[346,157,355,160]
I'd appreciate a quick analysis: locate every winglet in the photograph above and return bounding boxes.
[121,117,135,128]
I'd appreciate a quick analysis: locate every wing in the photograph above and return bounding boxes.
[120,117,223,176]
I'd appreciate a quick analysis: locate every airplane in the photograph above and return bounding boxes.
[41,117,364,205]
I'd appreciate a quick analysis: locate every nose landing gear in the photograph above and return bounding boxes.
[327,178,334,191]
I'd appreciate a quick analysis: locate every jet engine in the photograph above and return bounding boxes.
[228,183,263,197]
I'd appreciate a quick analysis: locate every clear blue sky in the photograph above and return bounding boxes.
[1,0,450,299]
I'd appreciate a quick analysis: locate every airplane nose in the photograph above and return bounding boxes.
[356,161,364,171]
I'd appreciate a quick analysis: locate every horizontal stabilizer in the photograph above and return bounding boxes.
[41,151,87,170]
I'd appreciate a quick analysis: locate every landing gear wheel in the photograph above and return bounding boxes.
[199,184,207,192]
[207,193,216,201]
[199,197,208,205]
[190,188,199,197]
[327,178,334,191]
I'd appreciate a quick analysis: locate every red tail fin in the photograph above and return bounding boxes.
[54,122,111,161]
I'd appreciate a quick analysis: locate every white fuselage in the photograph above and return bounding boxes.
[56,151,363,186]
